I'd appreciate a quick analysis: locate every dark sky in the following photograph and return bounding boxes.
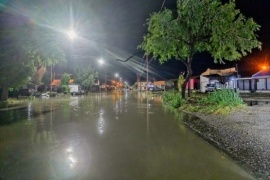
[2,0,270,84]
[83,0,270,83]
[96,0,270,84]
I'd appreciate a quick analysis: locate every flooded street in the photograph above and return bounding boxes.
[0,92,254,180]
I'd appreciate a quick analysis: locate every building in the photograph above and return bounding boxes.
[186,76,200,90]
[235,68,270,92]
[153,80,174,90]
[135,81,148,91]
[200,68,237,92]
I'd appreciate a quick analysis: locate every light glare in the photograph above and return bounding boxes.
[66,30,77,40]
[98,58,104,65]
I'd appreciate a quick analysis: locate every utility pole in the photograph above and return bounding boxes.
[236,63,239,89]
[50,65,52,96]
[105,70,107,91]
[137,73,141,91]
[146,55,149,92]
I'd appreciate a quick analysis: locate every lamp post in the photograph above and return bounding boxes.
[115,73,119,90]
[98,58,107,91]
[49,29,78,96]
[146,55,149,92]
[50,65,53,96]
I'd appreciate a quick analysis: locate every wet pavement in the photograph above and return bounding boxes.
[0,92,254,179]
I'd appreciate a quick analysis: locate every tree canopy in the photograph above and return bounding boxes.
[140,0,261,98]
[61,73,71,86]
[0,23,34,101]
[0,14,66,101]
[74,66,98,91]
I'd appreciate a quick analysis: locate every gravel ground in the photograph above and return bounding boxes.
[182,103,270,179]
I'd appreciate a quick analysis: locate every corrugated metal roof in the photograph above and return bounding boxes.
[201,68,236,76]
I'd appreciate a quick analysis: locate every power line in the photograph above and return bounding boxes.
[160,0,166,12]
[115,50,141,62]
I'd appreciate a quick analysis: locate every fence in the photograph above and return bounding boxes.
[234,76,270,92]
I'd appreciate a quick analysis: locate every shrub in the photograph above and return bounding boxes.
[162,91,185,108]
[200,89,243,106]
[62,85,70,94]
[198,89,244,114]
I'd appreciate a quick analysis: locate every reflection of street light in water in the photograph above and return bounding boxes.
[98,108,105,134]
[66,147,77,168]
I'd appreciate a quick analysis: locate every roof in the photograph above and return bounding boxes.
[51,79,74,86]
[153,81,165,85]
[252,69,270,77]
[51,79,61,86]
[201,67,236,76]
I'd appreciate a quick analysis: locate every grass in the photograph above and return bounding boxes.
[0,98,29,108]
[162,89,246,115]
[162,91,185,108]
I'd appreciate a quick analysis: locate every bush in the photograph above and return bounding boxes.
[62,85,70,94]
[200,89,243,106]
[198,89,244,114]
[162,91,185,108]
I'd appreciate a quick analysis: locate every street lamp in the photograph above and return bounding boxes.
[66,29,77,41]
[50,29,78,96]
[115,73,119,90]
[98,58,104,65]
[98,58,107,91]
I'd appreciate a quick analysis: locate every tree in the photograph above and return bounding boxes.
[61,73,70,86]
[140,0,261,98]
[0,18,66,101]
[74,66,98,92]
[0,22,35,101]
[29,46,66,87]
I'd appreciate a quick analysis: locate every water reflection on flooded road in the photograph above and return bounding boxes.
[0,92,254,179]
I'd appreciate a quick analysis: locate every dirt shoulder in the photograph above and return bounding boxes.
[182,103,270,179]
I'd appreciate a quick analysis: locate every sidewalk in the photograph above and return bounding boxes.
[0,105,27,112]
[183,103,270,179]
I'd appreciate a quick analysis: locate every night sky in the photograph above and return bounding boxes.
[1,0,270,84]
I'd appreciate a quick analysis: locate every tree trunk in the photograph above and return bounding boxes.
[1,83,9,101]
[180,60,193,99]
[187,62,192,97]
[181,83,186,99]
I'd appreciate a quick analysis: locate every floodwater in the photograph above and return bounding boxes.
[0,92,254,180]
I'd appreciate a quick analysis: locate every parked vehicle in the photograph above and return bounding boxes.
[149,86,164,92]
[205,84,221,93]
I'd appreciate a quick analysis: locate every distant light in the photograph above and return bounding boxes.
[66,30,77,40]
[66,147,72,153]
[98,58,104,65]
[115,73,119,77]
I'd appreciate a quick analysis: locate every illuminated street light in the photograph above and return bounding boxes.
[66,29,77,40]
[98,58,104,65]
[50,29,77,96]
[98,58,107,91]
[114,73,120,90]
